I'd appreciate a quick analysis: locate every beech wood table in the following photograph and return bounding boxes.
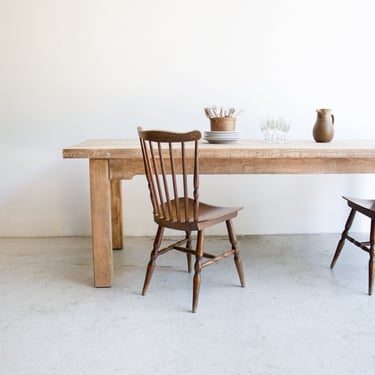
[63,139,375,287]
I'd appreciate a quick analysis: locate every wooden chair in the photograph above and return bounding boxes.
[330,196,375,295]
[137,127,245,312]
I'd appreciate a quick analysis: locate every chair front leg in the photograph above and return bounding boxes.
[142,225,164,296]
[226,219,245,287]
[369,252,374,296]
[330,208,356,269]
[185,231,192,273]
[192,230,204,313]
[369,219,375,295]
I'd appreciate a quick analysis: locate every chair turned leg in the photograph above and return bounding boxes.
[330,209,356,269]
[226,219,245,287]
[369,253,374,296]
[185,231,192,273]
[192,230,204,313]
[369,220,375,295]
[142,226,164,296]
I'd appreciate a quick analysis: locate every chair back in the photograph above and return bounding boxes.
[138,127,202,224]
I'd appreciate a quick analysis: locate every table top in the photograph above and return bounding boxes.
[63,139,375,160]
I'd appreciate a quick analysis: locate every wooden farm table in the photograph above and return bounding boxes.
[63,139,375,287]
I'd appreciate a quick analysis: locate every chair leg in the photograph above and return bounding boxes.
[369,254,374,296]
[192,230,204,313]
[369,220,375,295]
[330,208,356,269]
[185,231,192,273]
[142,225,164,296]
[226,219,245,287]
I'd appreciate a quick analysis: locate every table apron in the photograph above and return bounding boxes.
[108,157,375,179]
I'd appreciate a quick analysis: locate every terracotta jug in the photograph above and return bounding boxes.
[313,109,334,143]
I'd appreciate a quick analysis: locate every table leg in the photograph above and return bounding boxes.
[111,180,123,250]
[89,159,113,287]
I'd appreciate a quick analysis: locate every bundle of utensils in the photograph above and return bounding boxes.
[204,106,243,119]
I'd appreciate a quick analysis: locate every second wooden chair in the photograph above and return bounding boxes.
[330,196,375,295]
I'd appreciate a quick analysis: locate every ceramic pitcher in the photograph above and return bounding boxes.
[312,109,334,143]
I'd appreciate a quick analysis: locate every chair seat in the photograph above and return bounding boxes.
[155,198,242,231]
[344,196,375,218]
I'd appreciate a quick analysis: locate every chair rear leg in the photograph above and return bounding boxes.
[142,226,164,296]
[330,208,356,269]
[192,230,204,313]
[226,219,245,287]
[185,231,192,273]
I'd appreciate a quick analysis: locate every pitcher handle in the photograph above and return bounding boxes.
[331,114,335,125]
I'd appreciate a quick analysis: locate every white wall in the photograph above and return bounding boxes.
[1,0,375,236]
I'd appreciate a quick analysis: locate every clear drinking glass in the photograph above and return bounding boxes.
[277,117,290,143]
[260,116,290,143]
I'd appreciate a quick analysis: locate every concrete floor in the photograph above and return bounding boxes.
[0,234,374,375]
